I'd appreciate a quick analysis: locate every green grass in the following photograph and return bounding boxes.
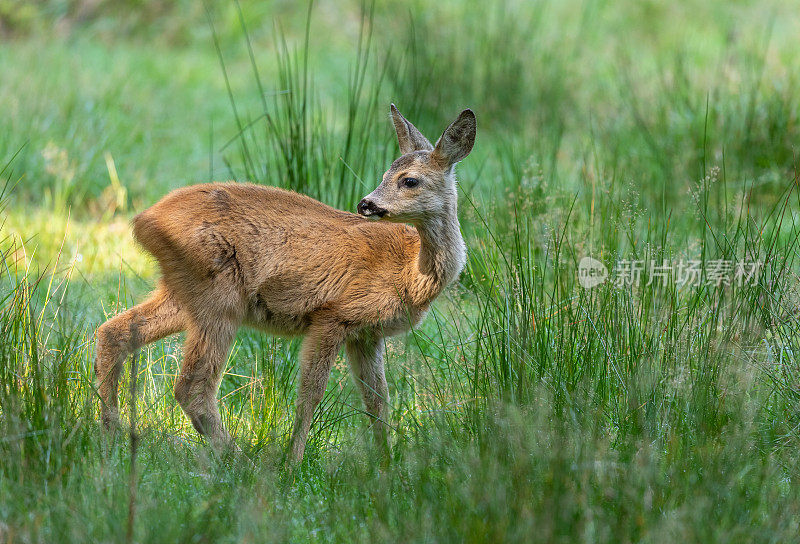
[2,0,800,542]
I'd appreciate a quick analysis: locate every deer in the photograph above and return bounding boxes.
[94,104,476,463]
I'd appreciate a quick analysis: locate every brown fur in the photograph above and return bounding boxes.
[94,105,476,462]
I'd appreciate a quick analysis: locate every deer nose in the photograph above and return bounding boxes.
[357,198,387,217]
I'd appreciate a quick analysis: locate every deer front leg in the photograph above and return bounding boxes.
[289,322,345,464]
[345,332,389,456]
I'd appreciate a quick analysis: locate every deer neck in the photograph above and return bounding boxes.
[411,203,466,303]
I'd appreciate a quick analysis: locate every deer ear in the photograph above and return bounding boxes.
[391,104,434,154]
[432,109,476,167]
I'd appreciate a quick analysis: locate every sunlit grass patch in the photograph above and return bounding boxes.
[3,208,152,279]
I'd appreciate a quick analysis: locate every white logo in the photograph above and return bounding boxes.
[578,256,608,289]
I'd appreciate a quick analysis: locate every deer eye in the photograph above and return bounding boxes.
[401,177,419,188]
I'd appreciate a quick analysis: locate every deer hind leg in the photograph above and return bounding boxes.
[173,319,237,448]
[289,320,347,464]
[95,284,186,429]
[345,331,389,454]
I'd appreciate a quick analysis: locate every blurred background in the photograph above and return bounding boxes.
[2,1,799,271]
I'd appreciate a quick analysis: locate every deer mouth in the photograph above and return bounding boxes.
[362,208,388,219]
[357,199,388,218]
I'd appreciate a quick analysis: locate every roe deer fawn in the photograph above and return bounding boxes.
[94,104,476,463]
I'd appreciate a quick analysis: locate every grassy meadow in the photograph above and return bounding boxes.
[2,0,800,541]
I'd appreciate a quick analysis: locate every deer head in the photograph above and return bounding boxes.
[357,104,476,225]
